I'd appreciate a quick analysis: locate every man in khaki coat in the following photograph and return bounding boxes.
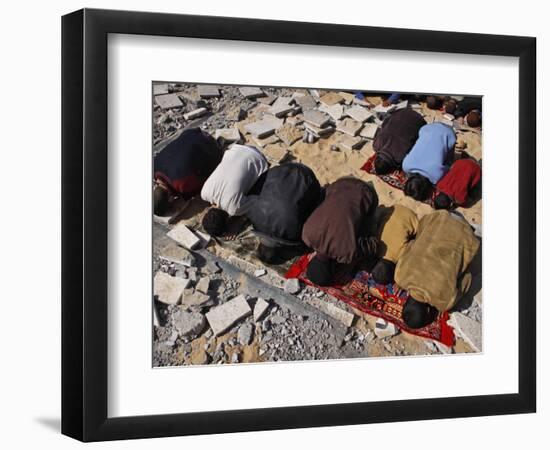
[395,210,480,328]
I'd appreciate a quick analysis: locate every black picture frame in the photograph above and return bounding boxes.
[62,8,536,442]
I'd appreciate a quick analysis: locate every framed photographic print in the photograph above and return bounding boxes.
[62,8,536,442]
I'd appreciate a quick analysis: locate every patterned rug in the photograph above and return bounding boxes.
[361,154,436,206]
[285,253,455,347]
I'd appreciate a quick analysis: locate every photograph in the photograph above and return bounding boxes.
[151,83,483,367]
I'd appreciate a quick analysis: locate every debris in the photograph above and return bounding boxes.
[196,350,210,365]
[284,278,301,294]
[195,230,211,248]
[244,116,283,138]
[320,103,345,121]
[253,297,270,322]
[319,91,344,107]
[345,105,374,123]
[153,84,169,95]
[214,128,241,143]
[226,106,246,121]
[206,260,222,274]
[238,323,254,345]
[268,97,294,117]
[155,93,183,109]
[276,123,303,146]
[181,289,212,308]
[359,122,379,139]
[239,86,265,99]
[206,294,252,336]
[448,312,482,352]
[195,277,211,294]
[198,85,220,98]
[303,110,331,128]
[336,118,363,136]
[154,272,191,305]
[338,91,355,105]
[172,309,206,339]
[254,269,267,277]
[294,94,318,110]
[374,318,399,339]
[167,223,201,250]
[183,107,208,120]
[286,115,304,126]
[257,95,276,105]
[159,242,196,267]
[303,122,335,138]
[338,134,363,151]
[231,352,240,363]
[263,143,289,164]
[308,298,355,327]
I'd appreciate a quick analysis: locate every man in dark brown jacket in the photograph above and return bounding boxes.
[301,177,379,286]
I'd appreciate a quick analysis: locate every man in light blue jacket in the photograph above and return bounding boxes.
[402,122,456,201]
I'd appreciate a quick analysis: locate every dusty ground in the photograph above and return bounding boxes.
[152,84,482,367]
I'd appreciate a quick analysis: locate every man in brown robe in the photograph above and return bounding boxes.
[301,177,379,286]
[394,210,480,328]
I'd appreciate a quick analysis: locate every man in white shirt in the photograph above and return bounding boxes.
[201,143,269,236]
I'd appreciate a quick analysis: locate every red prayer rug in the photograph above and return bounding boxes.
[285,253,455,347]
[361,154,437,206]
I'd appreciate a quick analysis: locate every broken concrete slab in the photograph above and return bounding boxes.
[338,91,355,105]
[244,116,283,138]
[346,105,374,123]
[195,277,210,294]
[319,91,344,107]
[251,133,280,148]
[284,278,301,294]
[294,94,318,110]
[257,95,276,105]
[181,289,212,309]
[167,223,201,250]
[303,109,331,128]
[336,118,363,136]
[309,298,355,327]
[172,309,206,339]
[276,123,303,146]
[154,272,191,305]
[253,297,270,322]
[263,143,289,164]
[238,322,254,345]
[239,86,265,99]
[159,242,196,267]
[338,134,364,151]
[320,103,345,121]
[183,107,208,120]
[226,106,246,121]
[214,128,241,143]
[206,294,252,336]
[359,122,379,140]
[448,312,482,352]
[304,122,335,138]
[374,318,399,339]
[153,83,169,95]
[155,93,183,109]
[197,85,220,98]
[269,102,294,118]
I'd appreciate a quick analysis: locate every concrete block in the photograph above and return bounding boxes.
[172,309,206,339]
[319,91,344,107]
[183,107,208,120]
[206,295,252,336]
[338,134,363,151]
[197,85,220,98]
[346,105,374,123]
[374,318,399,339]
[167,223,201,250]
[159,242,196,267]
[154,272,191,305]
[269,102,294,118]
[237,323,254,345]
[295,94,318,110]
[448,312,482,352]
[284,278,301,294]
[320,103,345,121]
[309,298,355,327]
[336,118,363,136]
[153,83,169,95]
[239,86,264,99]
[214,128,241,143]
[195,276,211,294]
[263,143,289,164]
[303,110,331,128]
[257,95,276,105]
[251,133,280,148]
[359,122,379,139]
[155,93,183,109]
[253,297,270,322]
[254,269,267,277]
[304,122,334,138]
[276,123,303,146]
[244,117,282,138]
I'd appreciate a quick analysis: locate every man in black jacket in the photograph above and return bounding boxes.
[245,163,324,263]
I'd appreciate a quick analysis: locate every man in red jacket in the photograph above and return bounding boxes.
[434,159,481,209]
